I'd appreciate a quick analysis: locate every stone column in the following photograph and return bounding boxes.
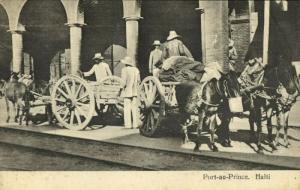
[9,30,24,73]
[124,16,142,66]
[198,1,229,72]
[196,8,206,63]
[67,23,85,75]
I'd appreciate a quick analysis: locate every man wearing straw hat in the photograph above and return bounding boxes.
[149,40,163,77]
[84,53,112,82]
[163,30,193,60]
[120,56,140,129]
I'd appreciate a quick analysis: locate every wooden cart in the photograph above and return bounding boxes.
[51,75,124,130]
[139,76,181,137]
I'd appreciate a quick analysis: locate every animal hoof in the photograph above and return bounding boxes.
[210,144,218,152]
[221,140,232,147]
[284,142,291,148]
[193,145,200,152]
[183,138,191,145]
[257,147,264,154]
[213,146,218,152]
[273,141,280,147]
[270,142,278,151]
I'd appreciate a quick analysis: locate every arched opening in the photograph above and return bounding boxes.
[139,0,202,77]
[19,0,69,81]
[229,0,250,17]
[0,5,11,79]
[80,0,126,77]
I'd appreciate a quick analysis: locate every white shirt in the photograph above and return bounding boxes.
[121,66,140,97]
[84,62,112,82]
[149,49,163,73]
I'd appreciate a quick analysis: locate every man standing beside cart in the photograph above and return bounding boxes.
[83,53,112,82]
[120,56,140,129]
[149,40,163,77]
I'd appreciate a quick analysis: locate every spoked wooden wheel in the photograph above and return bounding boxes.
[51,75,95,130]
[139,76,165,137]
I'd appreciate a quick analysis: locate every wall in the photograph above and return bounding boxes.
[230,18,250,73]
[199,0,228,71]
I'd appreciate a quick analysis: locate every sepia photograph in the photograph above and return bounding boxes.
[0,0,300,188]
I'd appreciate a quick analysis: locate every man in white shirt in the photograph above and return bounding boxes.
[84,53,112,82]
[120,56,140,129]
[149,40,163,77]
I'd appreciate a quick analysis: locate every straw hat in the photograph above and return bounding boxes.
[152,40,161,46]
[167,30,181,41]
[121,56,135,66]
[92,53,104,60]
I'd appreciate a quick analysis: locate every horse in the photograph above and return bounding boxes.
[241,57,300,153]
[263,63,300,150]
[176,70,241,152]
[4,72,31,125]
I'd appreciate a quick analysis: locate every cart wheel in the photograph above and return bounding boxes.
[139,76,165,137]
[51,75,95,130]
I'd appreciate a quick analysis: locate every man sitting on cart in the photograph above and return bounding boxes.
[162,30,194,61]
[83,53,112,82]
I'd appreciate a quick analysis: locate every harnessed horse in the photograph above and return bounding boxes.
[176,71,241,151]
[4,72,31,125]
[242,58,300,153]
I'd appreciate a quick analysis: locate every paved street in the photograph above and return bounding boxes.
[0,142,141,171]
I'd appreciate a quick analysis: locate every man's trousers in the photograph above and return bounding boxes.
[124,97,138,129]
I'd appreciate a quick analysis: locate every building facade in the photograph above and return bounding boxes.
[0,0,229,80]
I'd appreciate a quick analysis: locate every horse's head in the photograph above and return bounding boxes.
[277,61,300,95]
[220,71,241,98]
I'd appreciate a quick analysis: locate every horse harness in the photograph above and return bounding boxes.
[196,77,229,107]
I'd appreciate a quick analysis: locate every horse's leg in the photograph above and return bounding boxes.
[5,97,10,123]
[14,103,19,123]
[255,105,263,154]
[275,110,282,147]
[266,107,273,142]
[283,110,290,148]
[266,105,277,151]
[18,107,22,125]
[220,115,231,147]
[181,117,192,144]
[249,109,256,142]
[18,105,23,125]
[194,110,205,152]
[209,114,218,152]
[25,105,30,126]
[46,104,53,125]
